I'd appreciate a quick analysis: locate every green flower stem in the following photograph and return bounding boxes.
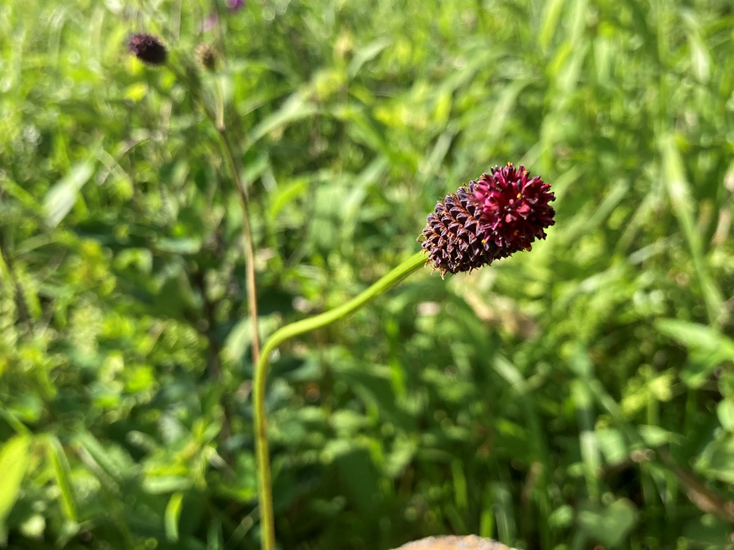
[254,251,427,550]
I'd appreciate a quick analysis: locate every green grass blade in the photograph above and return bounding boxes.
[45,435,78,523]
[0,435,32,544]
[165,492,184,542]
[660,134,723,324]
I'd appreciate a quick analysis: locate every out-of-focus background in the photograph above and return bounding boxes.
[1,0,733,549]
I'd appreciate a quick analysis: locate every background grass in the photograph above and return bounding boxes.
[1,0,734,549]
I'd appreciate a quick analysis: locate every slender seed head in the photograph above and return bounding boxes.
[420,163,555,275]
[128,33,168,66]
[195,43,218,71]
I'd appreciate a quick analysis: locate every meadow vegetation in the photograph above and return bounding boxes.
[1,0,734,549]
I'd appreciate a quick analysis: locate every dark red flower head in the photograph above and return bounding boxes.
[420,163,555,275]
[472,163,555,255]
[128,33,168,66]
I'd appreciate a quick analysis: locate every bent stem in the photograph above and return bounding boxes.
[254,251,427,550]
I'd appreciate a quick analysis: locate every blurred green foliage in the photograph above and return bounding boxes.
[1,0,734,549]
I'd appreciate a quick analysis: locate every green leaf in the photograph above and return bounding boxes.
[222,318,255,364]
[207,519,223,550]
[44,161,95,227]
[696,437,734,484]
[660,135,723,323]
[638,425,682,447]
[718,400,734,432]
[656,320,734,356]
[165,492,184,542]
[539,0,567,49]
[577,498,637,547]
[683,514,733,546]
[249,93,318,144]
[347,38,391,78]
[656,320,734,387]
[45,436,78,523]
[595,428,628,466]
[0,435,32,544]
[143,476,193,494]
[74,431,136,489]
[124,82,148,101]
[334,449,379,519]
[267,177,308,219]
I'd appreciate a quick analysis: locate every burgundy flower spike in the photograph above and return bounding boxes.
[421,163,555,275]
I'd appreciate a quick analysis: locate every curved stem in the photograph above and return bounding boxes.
[254,251,427,550]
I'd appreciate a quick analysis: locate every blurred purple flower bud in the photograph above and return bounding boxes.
[202,13,218,32]
[128,33,167,66]
[228,0,246,11]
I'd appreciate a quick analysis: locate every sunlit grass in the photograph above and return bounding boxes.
[1,1,733,549]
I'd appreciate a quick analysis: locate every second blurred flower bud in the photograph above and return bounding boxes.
[195,43,218,72]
